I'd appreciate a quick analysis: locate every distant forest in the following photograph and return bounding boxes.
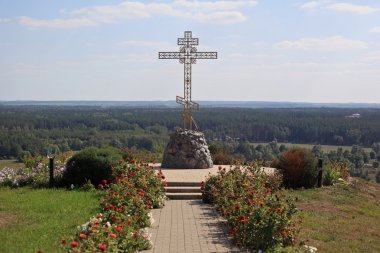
[1,106,380,159]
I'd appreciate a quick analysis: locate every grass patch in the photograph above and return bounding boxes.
[0,160,24,169]
[287,179,380,253]
[0,187,99,253]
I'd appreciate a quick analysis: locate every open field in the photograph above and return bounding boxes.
[0,188,99,253]
[252,142,372,153]
[0,160,24,169]
[288,179,380,253]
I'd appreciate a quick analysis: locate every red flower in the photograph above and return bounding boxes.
[133,232,139,238]
[275,208,281,213]
[200,181,205,187]
[71,241,78,247]
[218,166,222,170]
[116,227,122,233]
[281,230,288,237]
[79,233,87,239]
[161,175,165,179]
[234,204,240,210]
[238,215,249,223]
[101,179,107,185]
[110,233,117,238]
[61,239,66,244]
[98,184,103,190]
[99,244,107,251]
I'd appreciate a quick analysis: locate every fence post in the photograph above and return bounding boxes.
[317,158,323,187]
[49,157,55,188]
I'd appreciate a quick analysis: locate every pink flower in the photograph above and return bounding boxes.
[71,241,78,247]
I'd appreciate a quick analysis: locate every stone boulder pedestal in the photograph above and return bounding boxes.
[161,129,213,169]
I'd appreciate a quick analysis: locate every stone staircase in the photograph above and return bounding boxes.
[165,181,202,200]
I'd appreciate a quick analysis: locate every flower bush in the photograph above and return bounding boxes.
[202,165,301,251]
[62,159,167,252]
[0,158,66,188]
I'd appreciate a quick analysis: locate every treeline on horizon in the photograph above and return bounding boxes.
[0,106,380,159]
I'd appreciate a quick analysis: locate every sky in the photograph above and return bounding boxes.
[0,0,379,103]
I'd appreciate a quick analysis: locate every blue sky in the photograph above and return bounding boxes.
[0,0,379,103]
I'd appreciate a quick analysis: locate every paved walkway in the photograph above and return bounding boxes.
[151,164,276,183]
[144,199,240,253]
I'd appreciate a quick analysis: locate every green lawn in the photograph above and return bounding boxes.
[0,160,24,169]
[287,179,380,253]
[0,188,99,253]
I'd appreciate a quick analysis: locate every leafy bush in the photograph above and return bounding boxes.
[323,166,341,186]
[323,161,349,186]
[62,147,122,187]
[212,152,233,165]
[62,159,167,252]
[201,174,218,203]
[274,148,318,189]
[203,165,300,251]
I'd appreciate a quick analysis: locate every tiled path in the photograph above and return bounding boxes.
[143,200,240,253]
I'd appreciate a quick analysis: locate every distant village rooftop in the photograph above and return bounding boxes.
[345,113,361,118]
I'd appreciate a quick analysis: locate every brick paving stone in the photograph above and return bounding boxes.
[143,200,240,253]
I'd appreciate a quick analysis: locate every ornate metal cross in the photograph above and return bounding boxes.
[159,31,217,130]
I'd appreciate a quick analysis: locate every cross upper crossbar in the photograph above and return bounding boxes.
[159,31,217,130]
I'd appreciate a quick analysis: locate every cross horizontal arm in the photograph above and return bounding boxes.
[159,52,180,59]
[178,38,199,46]
[194,52,217,59]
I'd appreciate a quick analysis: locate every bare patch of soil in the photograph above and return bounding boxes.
[297,200,345,216]
[0,211,17,227]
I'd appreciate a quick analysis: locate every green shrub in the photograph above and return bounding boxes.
[62,147,122,187]
[274,148,318,189]
[212,152,233,165]
[323,161,349,186]
[202,174,218,203]
[203,165,300,251]
[323,166,341,186]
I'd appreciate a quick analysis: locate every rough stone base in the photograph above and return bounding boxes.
[161,129,213,169]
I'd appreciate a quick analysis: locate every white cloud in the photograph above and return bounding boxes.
[300,1,319,10]
[191,11,247,24]
[326,3,379,14]
[360,50,380,63]
[118,40,169,47]
[18,0,257,28]
[18,16,96,29]
[275,36,368,51]
[174,0,258,11]
[370,27,380,33]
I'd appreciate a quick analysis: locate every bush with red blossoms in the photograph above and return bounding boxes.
[202,164,301,251]
[62,159,167,252]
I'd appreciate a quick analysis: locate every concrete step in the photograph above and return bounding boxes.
[167,181,200,187]
[165,186,202,193]
[166,192,202,200]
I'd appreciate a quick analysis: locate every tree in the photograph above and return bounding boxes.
[376,171,380,184]
[274,148,318,189]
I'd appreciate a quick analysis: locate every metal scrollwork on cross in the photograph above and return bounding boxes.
[159,31,217,130]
